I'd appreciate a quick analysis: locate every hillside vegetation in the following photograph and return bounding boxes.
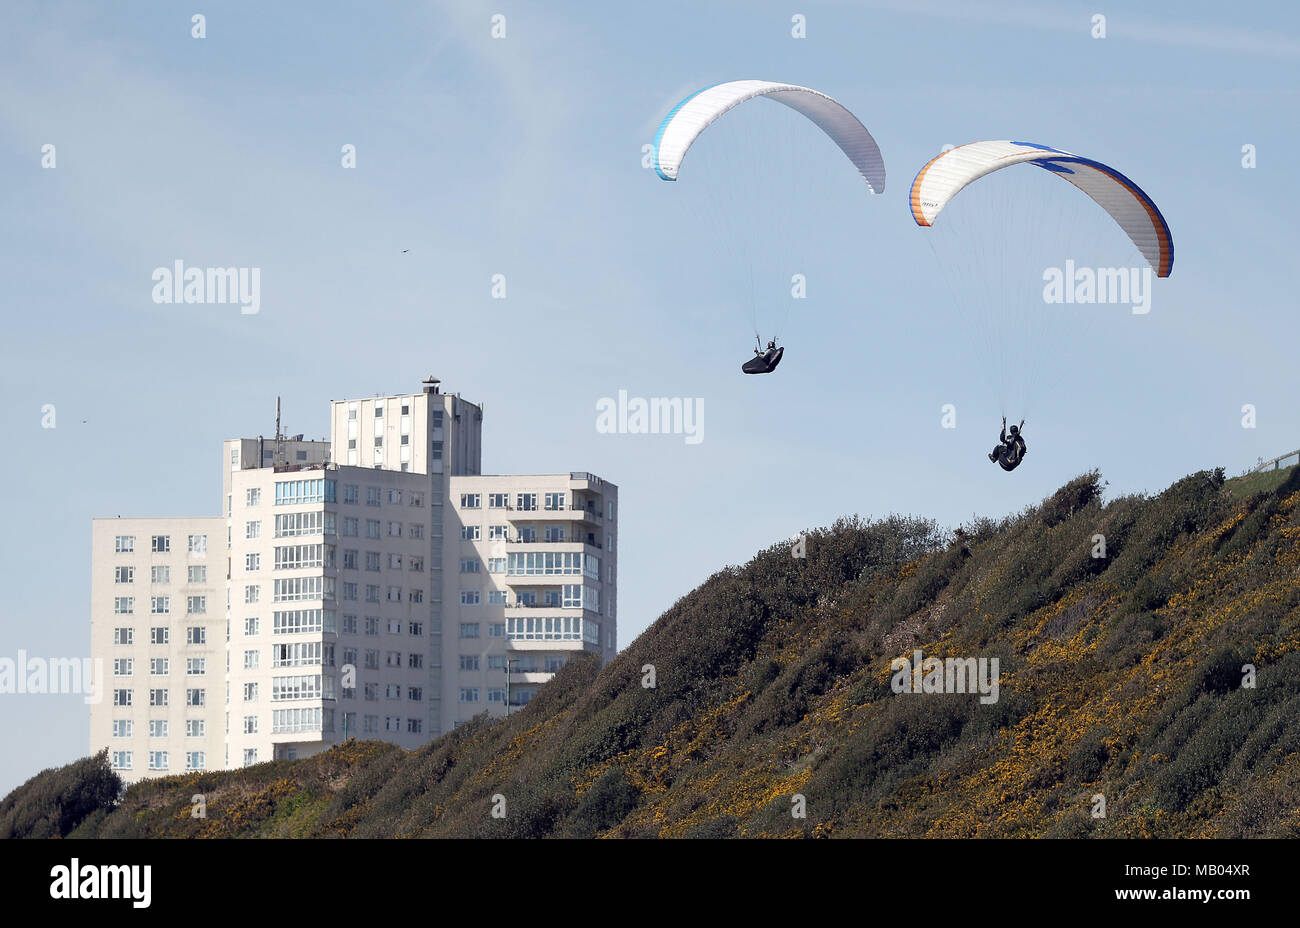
[10,465,1300,838]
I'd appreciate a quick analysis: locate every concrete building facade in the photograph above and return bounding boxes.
[90,379,618,782]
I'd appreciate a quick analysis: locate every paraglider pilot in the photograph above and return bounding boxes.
[742,337,784,375]
[989,417,1026,471]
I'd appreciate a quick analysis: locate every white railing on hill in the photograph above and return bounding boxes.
[1251,449,1300,474]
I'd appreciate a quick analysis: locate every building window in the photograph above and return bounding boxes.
[516,494,537,511]
[245,584,260,604]
[272,576,329,602]
[272,641,323,667]
[459,688,480,703]
[544,492,565,511]
[275,479,335,506]
[246,521,261,540]
[186,752,206,770]
[113,597,134,615]
[244,616,259,636]
[408,523,423,539]
[151,535,170,553]
[186,658,206,675]
[459,623,480,638]
[460,494,481,509]
[114,566,134,584]
[186,719,205,737]
[488,591,507,605]
[111,751,133,770]
[187,689,205,707]
[366,486,381,506]
[460,558,481,574]
[243,682,259,701]
[150,626,169,645]
[459,655,479,671]
[246,487,261,507]
[114,535,135,553]
[273,544,324,570]
[488,622,506,637]
[342,517,359,537]
[271,674,324,701]
[113,627,134,645]
[274,511,327,537]
[460,591,480,606]
[244,650,260,670]
[343,483,359,504]
[113,689,132,707]
[149,657,169,676]
[113,658,133,676]
[188,565,207,583]
[506,551,582,576]
[243,749,258,766]
[342,614,358,635]
[187,595,207,615]
[188,534,207,556]
[149,689,169,707]
[461,526,480,541]
[151,596,170,615]
[112,720,132,738]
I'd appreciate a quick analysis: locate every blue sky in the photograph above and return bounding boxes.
[0,0,1296,793]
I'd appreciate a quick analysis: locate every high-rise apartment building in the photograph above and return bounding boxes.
[89,517,226,778]
[91,379,617,782]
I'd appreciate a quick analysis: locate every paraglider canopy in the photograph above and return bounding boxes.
[910,140,1173,277]
[653,80,886,192]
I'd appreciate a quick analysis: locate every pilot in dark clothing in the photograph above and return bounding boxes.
[989,418,1026,471]
[742,339,784,375]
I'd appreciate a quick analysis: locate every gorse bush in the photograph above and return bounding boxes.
[10,464,1300,838]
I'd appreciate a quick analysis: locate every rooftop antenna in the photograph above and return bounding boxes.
[274,397,286,467]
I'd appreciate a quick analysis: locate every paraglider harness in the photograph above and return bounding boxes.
[989,417,1026,472]
[742,337,784,375]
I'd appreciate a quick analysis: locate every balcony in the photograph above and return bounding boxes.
[505,503,600,523]
[502,572,583,586]
[506,536,602,549]
[505,600,580,610]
